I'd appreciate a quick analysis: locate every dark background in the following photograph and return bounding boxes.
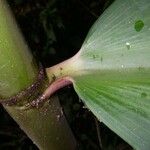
[0,0,133,149]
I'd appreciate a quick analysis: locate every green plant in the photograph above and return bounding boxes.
[0,0,150,150]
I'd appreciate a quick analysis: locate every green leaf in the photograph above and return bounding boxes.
[72,0,150,149]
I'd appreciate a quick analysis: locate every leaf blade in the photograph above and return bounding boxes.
[72,0,150,149]
[74,73,150,149]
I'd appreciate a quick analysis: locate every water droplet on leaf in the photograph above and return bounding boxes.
[126,42,131,50]
[134,20,144,32]
[141,92,147,98]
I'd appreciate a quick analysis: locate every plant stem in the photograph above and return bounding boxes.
[46,51,82,82]
[0,1,77,149]
[0,0,38,100]
[4,97,76,150]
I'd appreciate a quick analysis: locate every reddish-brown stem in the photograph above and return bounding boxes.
[30,76,73,108]
[42,76,73,99]
[30,50,82,108]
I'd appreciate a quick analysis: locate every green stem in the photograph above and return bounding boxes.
[0,1,76,149]
[46,51,82,82]
[0,0,38,100]
[4,97,76,150]
[43,51,84,100]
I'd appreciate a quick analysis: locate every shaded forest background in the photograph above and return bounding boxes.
[0,0,133,149]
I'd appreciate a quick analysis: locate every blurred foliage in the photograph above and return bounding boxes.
[0,0,132,149]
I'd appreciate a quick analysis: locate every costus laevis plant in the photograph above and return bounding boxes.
[0,0,150,150]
